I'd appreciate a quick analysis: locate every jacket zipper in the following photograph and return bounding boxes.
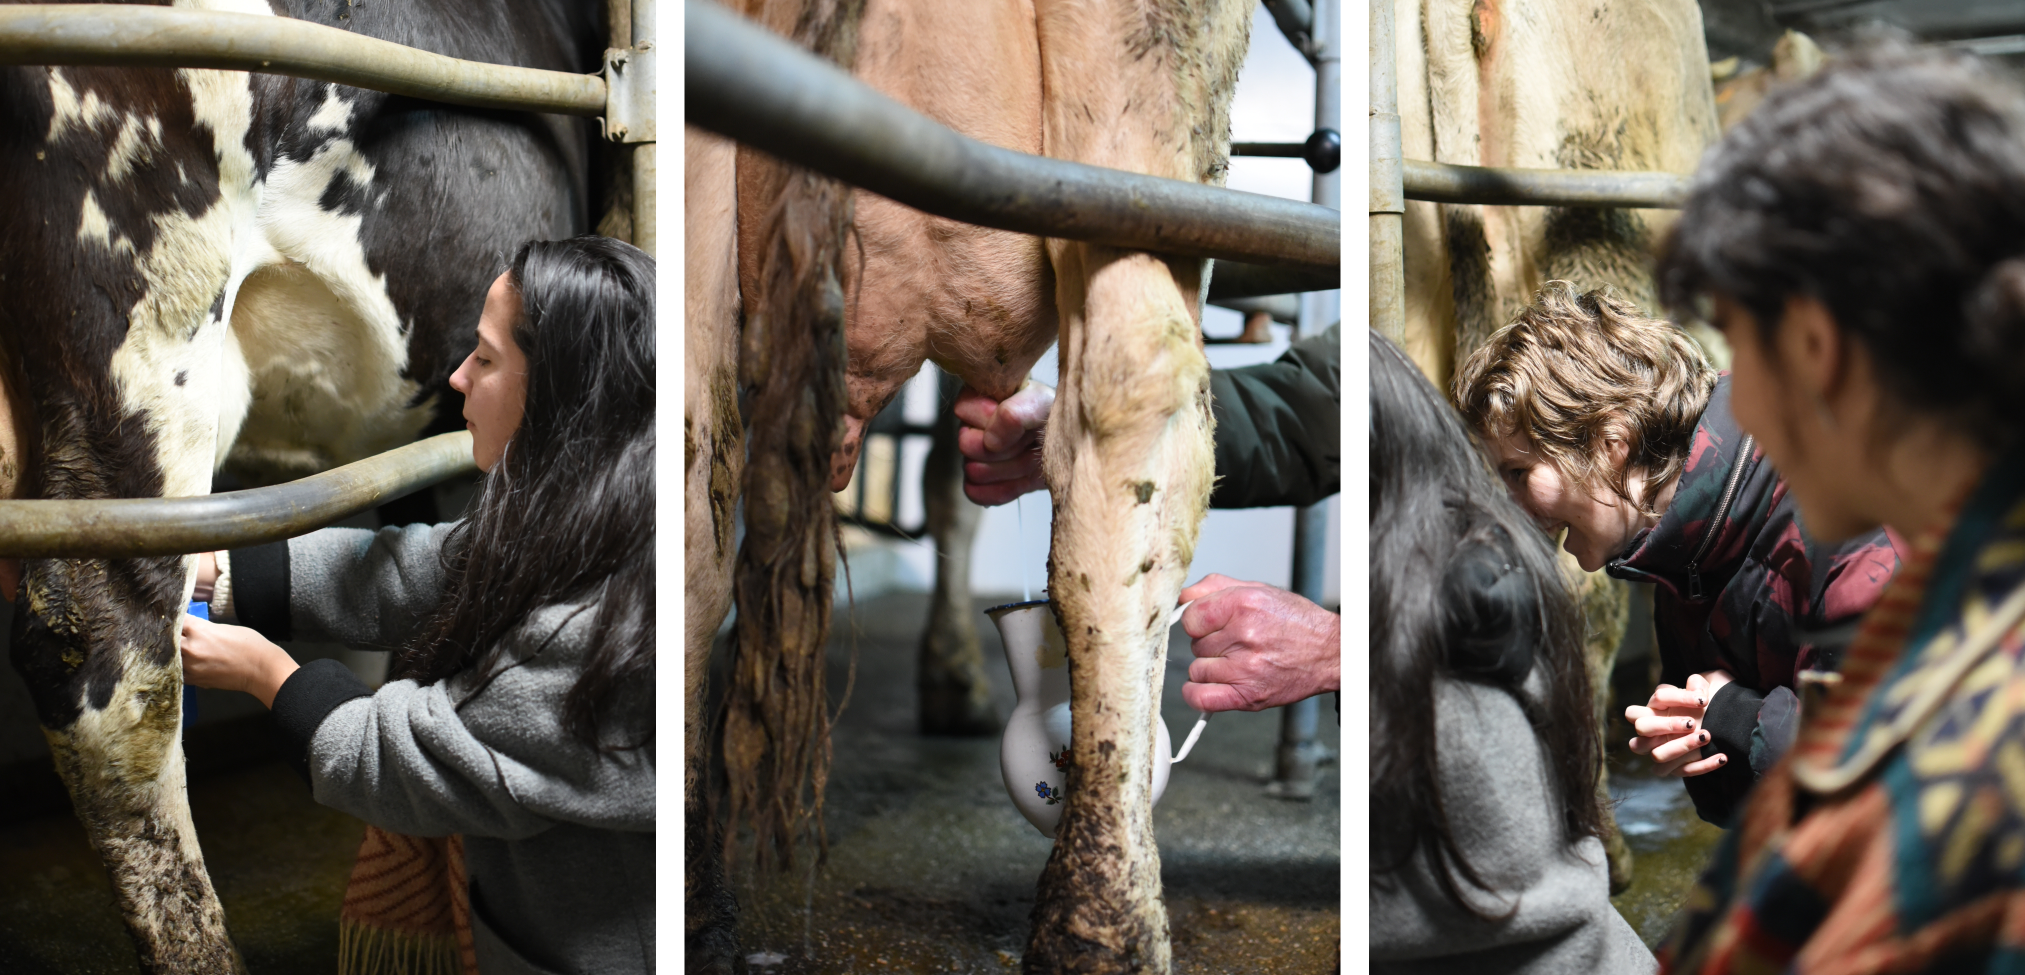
[1685,433,1754,601]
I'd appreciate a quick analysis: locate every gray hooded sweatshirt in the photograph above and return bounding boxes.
[224,523,654,975]
[1370,669,1653,974]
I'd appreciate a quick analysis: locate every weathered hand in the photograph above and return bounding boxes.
[180,615,299,709]
[1623,670,1735,777]
[953,381,1054,505]
[1175,574,1340,713]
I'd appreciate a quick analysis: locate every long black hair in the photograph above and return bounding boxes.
[392,234,654,750]
[1370,330,1601,915]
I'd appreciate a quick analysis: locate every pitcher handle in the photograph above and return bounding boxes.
[1171,711,1211,764]
[1166,598,1208,763]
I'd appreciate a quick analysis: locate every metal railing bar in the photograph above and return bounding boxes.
[686,0,1340,272]
[1232,141,1306,157]
[0,432,478,558]
[1207,260,1337,300]
[0,5,605,116]
[1403,159,1688,209]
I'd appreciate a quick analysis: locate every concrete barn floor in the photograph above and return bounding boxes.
[1606,727,1728,948]
[0,750,364,974]
[722,591,1341,974]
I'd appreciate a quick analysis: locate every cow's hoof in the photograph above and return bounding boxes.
[1605,828,1635,895]
[918,685,999,736]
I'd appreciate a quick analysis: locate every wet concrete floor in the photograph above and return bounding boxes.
[727,592,1341,974]
[1605,711,1728,947]
[0,756,363,973]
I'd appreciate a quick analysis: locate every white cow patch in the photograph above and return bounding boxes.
[77,191,136,256]
[44,69,115,144]
[306,84,354,133]
[104,112,161,184]
[224,135,429,482]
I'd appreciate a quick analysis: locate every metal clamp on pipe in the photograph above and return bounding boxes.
[0,432,478,559]
[0,5,605,115]
[685,0,1340,272]
[1402,159,1688,209]
[603,42,655,142]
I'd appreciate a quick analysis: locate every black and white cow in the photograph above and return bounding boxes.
[0,0,608,968]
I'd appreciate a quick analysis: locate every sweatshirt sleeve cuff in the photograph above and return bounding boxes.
[228,539,292,642]
[1704,680,1765,764]
[270,658,371,786]
[208,550,235,621]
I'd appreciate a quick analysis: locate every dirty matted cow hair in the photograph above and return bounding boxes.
[720,0,865,873]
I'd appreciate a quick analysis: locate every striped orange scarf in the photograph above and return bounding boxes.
[337,826,477,975]
[1665,457,2025,971]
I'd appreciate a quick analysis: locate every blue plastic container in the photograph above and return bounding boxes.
[183,601,207,727]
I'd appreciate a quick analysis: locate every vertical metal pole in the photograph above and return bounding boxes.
[1369,0,1405,346]
[1270,0,1340,802]
[630,0,657,256]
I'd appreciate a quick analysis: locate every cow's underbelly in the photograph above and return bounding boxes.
[223,263,427,483]
[221,140,430,485]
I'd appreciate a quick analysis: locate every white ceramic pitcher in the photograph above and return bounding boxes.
[985,598,1211,837]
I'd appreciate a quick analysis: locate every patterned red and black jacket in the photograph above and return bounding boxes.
[1607,376,1904,825]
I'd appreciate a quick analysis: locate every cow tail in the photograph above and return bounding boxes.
[721,0,865,875]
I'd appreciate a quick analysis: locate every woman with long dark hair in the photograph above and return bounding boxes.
[180,234,654,974]
[1371,329,1650,972]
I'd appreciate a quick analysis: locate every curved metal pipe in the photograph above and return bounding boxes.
[0,5,605,116]
[1403,159,1688,209]
[685,1,1340,271]
[1207,260,1338,301]
[0,432,477,559]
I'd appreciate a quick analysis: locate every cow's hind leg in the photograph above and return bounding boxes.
[1029,247,1216,974]
[1576,567,1635,893]
[1025,1,1248,970]
[685,125,744,973]
[918,394,996,735]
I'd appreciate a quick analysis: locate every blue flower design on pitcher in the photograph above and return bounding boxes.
[1034,782,1063,805]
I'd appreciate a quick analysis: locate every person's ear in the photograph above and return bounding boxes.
[1603,434,1632,470]
[1779,295,1845,405]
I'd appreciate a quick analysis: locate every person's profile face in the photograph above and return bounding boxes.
[448,272,529,473]
[1717,296,1873,543]
[1483,430,1649,572]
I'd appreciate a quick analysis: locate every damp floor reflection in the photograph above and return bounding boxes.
[725,591,1341,974]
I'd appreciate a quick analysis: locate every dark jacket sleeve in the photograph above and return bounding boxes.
[1684,682,1764,826]
[1208,323,1340,509]
[1683,528,1901,826]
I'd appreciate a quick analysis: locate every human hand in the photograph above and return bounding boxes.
[181,615,299,709]
[1623,670,1735,777]
[953,381,1053,505]
[1175,574,1341,712]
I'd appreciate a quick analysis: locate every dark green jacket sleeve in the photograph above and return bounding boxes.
[1208,323,1340,509]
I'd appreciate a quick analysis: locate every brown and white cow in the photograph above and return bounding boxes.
[686,0,1253,970]
[1391,0,1721,890]
[1394,0,1718,381]
[0,0,606,967]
